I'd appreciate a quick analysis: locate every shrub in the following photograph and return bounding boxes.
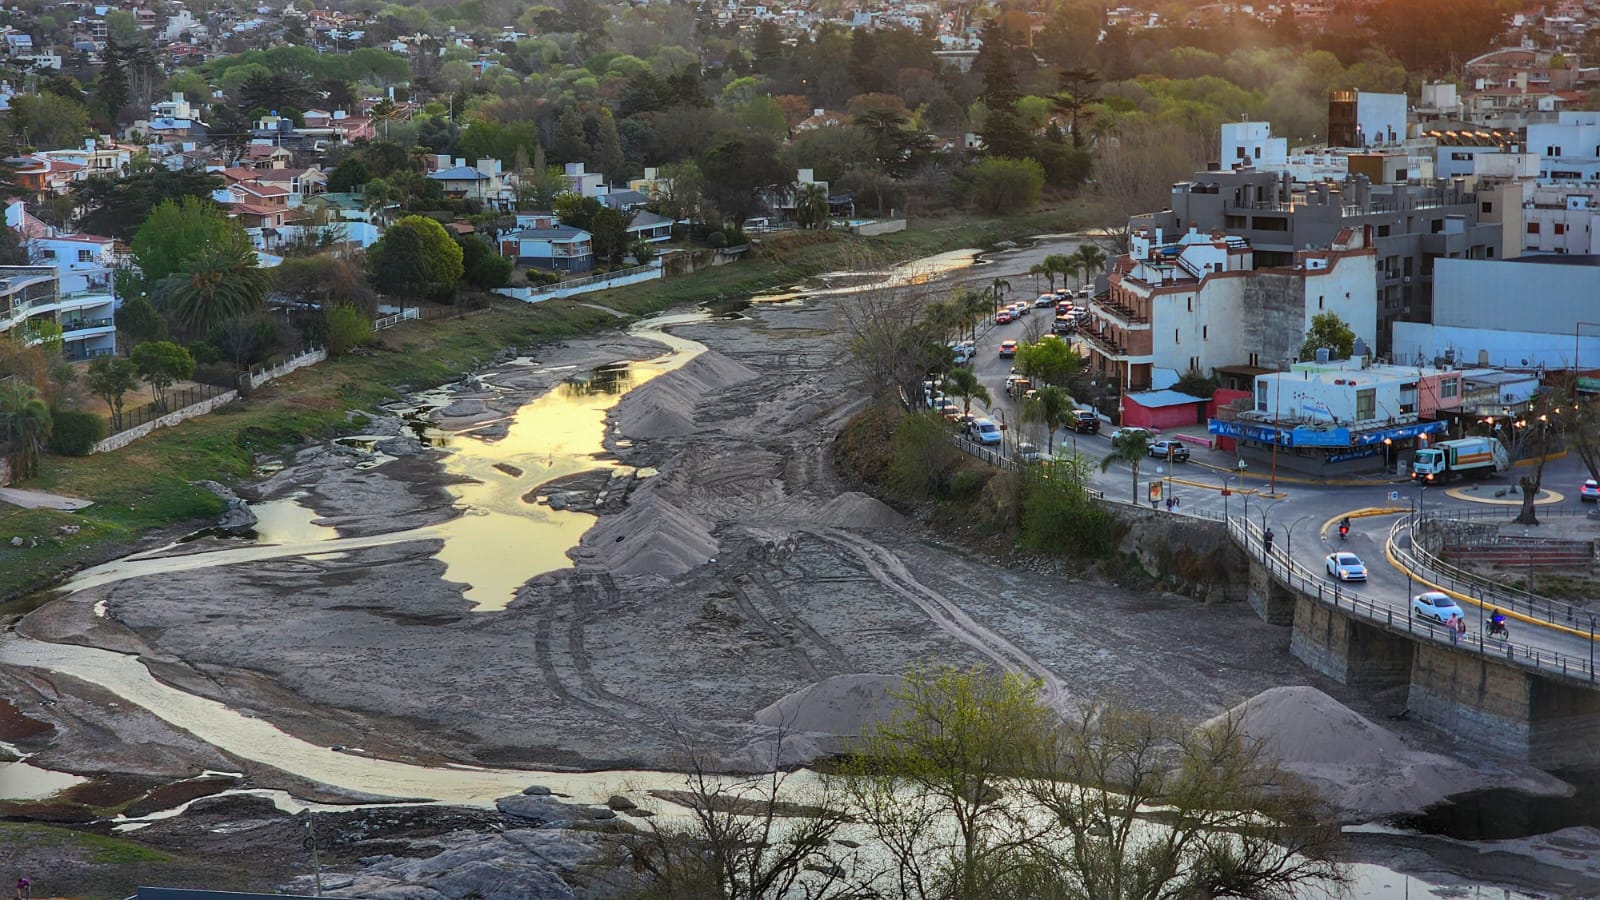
[324,304,370,357]
[706,231,728,249]
[48,408,105,456]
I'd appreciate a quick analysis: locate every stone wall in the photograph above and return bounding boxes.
[91,390,240,454]
[1530,677,1600,769]
[1407,642,1534,761]
[1247,560,1296,624]
[1097,503,1248,602]
[249,348,328,390]
[0,456,10,487]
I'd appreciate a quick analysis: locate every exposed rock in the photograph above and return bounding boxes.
[604,794,636,811]
[522,785,553,796]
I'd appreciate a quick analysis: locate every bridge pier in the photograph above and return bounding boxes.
[1408,644,1600,766]
[1247,558,1296,625]
[1289,595,1414,688]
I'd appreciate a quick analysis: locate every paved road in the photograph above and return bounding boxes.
[946,288,1600,672]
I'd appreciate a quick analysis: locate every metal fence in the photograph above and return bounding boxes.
[1395,512,1600,633]
[109,383,232,435]
[1228,514,1599,684]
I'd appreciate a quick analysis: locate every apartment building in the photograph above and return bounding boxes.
[1085,224,1376,396]
[1131,168,1501,354]
[0,264,117,361]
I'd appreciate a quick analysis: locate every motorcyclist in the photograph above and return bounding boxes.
[1338,516,1351,540]
[1489,609,1508,637]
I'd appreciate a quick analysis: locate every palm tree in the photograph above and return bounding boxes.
[1041,253,1072,291]
[988,277,1011,315]
[794,183,828,229]
[942,367,990,417]
[164,231,272,336]
[1100,427,1151,505]
[1022,385,1071,454]
[1076,244,1107,291]
[1027,263,1047,294]
[0,384,52,482]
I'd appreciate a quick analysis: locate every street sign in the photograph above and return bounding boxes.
[1389,490,1401,501]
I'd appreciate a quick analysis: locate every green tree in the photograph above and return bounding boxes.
[7,92,91,151]
[1075,243,1106,289]
[966,157,1045,214]
[590,206,628,266]
[1014,337,1080,387]
[83,356,138,432]
[628,238,655,265]
[114,293,167,347]
[456,234,513,289]
[46,408,104,456]
[0,383,52,481]
[841,666,1056,900]
[327,156,373,193]
[367,215,465,302]
[1101,426,1151,505]
[161,230,271,336]
[130,197,236,290]
[517,165,569,211]
[1022,384,1071,454]
[699,133,788,225]
[1300,311,1356,361]
[74,168,223,240]
[941,367,990,417]
[130,341,195,413]
[323,304,369,357]
[794,182,828,230]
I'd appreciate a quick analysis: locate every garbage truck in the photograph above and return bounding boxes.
[1411,436,1510,481]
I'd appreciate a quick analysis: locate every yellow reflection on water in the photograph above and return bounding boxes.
[431,314,708,610]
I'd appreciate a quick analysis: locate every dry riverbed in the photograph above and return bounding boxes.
[0,252,1594,896]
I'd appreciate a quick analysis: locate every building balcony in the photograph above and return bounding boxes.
[61,317,114,335]
[1089,297,1150,327]
[1079,327,1154,364]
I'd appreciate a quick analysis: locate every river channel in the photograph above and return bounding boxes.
[0,242,1571,898]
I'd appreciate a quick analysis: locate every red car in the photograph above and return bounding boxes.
[994,309,1014,324]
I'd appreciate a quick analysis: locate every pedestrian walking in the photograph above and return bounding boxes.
[1449,613,1463,645]
[1263,528,1275,556]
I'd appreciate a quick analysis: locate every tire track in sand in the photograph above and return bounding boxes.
[806,528,1070,709]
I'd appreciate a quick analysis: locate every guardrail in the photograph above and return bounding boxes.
[1396,512,1599,633]
[1229,514,1599,684]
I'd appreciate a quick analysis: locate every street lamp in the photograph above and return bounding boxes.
[1590,614,1596,681]
[1287,513,1317,559]
[1220,472,1236,520]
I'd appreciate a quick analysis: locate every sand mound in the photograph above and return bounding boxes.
[817,492,905,529]
[755,674,905,735]
[579,491,717,578]
[723,674,906,770]
[612,352,758,440]
[1205,686,1527,819]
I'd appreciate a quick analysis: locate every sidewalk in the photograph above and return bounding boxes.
[0,487,93,511]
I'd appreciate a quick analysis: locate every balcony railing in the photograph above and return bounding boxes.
[1091,297,1149,326]
[1079,327,1129,358]
[61,317,114,333]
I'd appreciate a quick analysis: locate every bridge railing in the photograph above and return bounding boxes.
[1400,511,1597,631]
[1227,515,1599,685]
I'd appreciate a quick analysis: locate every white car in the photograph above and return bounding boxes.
[1412,591,1463,624]
[1016,442,1042,463]
[971,418,1002,446]
[1110,426,1150,442]
[1325,552,1367,582]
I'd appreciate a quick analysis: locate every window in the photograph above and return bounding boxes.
[1174,329,1180,344]
[1440,378,1459,399]
[1253,146,1261,159]
[1186,296,1192,311]
[77,249,93,262]
[41,249,55,259]
[1528,222,1541,234]
[1355,389,1376,421]
[1203,325,1208,340]
[1318,295,1324,310]
[1256,379,1269,412]
[1377,225,1391,237]
[1555,223,1567,235]
[1481,201,1494,214]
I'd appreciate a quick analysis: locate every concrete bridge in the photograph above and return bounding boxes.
[1233,516,1600,768]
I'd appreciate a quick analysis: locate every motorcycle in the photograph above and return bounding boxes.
[1488,620,1510,640]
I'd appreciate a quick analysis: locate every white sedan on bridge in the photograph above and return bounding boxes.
[1411,592,1464,624]
[1325,552,1368,582]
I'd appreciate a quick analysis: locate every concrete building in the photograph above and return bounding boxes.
[1132,169,1501,353]
[501,215,593,272]
[1208,357,1455,475]
[1327,89,1407,149]
[1087,224,1376,397]
[1390,256,1600,373]
[0,265,117,360]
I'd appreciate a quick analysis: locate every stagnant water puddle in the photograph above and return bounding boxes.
[1392,774,1600,840]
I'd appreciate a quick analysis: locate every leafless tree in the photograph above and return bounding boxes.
[625,728,879,900]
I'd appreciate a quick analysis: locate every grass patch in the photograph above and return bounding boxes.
[0,821,173,864]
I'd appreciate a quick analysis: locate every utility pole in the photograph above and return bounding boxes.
[305,814,324,896]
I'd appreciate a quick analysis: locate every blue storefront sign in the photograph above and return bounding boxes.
[1208,418,1447,449]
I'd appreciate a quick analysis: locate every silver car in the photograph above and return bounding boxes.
[1325,552,1367,582]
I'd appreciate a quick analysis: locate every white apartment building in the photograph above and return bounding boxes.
[1087,224,1377,392]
